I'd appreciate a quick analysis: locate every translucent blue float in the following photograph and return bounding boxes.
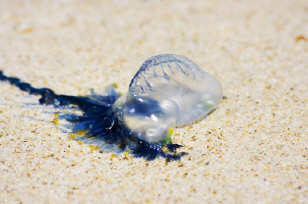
[0,54,223,161]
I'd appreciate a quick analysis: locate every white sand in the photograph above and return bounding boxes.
[0,0,308,203]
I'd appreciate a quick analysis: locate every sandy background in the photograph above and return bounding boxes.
[0,0,308,203]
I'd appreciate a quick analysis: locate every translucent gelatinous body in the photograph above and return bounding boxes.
[113,54,223,143]
[0,54,223,161]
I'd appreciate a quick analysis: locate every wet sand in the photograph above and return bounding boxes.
[0,1,308,203]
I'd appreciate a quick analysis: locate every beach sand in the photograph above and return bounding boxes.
[0,1,308,203]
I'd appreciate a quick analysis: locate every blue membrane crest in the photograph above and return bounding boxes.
[0,54,223,161]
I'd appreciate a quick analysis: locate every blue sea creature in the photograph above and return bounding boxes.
[0,54,223,161]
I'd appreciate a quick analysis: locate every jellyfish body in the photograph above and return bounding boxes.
[114,54,223,143]
[0,54,223,161]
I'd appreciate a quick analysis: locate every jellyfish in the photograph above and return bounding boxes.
[0,54,223,161]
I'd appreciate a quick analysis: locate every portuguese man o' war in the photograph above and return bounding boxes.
[0,54,223,161]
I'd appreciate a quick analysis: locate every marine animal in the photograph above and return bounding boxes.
[0,54,223,161]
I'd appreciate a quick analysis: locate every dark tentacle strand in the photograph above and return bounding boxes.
[0,71,186,161]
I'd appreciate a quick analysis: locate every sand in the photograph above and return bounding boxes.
[0,0,308,203]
